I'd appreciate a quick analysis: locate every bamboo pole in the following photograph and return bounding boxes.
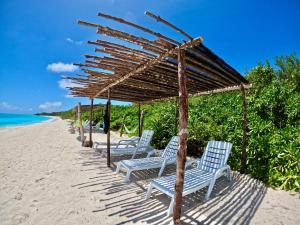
[77,102,85,144]
[107,88,111,167]
[173,48,188,223]
[240,84,249,174]
[89,98,94,147]
[145,11,193,41]
[138,103,141,137]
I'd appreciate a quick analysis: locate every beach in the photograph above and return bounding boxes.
[0,118,299,225]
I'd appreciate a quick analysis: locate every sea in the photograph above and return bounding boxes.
[0,113,51,128]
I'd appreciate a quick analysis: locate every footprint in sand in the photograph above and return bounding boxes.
[12,213,29,224]
[14,192,23,200]
[35,177,45,183]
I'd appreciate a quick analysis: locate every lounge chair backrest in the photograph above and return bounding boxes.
[161,136,179,159]
[137,130,154,147]
[198,140,232,173]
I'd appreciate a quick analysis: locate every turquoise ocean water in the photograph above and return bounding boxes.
[0,113,50,128]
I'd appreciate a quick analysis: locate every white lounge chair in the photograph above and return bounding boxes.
[116,136,179,182]
[116,136,140,147]
[83,120,90,130]
[93,136,140,149]
[92,121,100,129]
[101,130,154,159]
[145,140,232,216]
[82,119,89,126]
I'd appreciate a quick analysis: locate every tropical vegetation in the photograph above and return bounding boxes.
[43,54,300,191]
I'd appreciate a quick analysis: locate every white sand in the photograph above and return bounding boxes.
[0,118,299,225]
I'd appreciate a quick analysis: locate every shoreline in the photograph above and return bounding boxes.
[0,115,58,130]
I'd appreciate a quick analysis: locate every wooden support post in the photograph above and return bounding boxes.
[107,89,111,167]
[240,84,249,174]
[140,110,145,135]
[138,103,141,137]
[174,97,179,135]
[101,107,104,128]
[89,98,94,147]
[78,102,85,144]
[74,107,76,122]
[120,114,126,137]
[173,48,188,224]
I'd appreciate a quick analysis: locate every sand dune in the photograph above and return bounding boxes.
[0,119,299,225]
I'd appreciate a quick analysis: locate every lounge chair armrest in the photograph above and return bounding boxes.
[185,159,199,168]
[215,165,231,178]
[132,145,153,159]
[116,140,137,148]
[146,149,164,157]
[116,137,140,148]
[164,156,176,164]
[130,136,140,141]
[154,149,164,156]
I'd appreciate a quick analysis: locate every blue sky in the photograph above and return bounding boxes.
[0,0,299,114]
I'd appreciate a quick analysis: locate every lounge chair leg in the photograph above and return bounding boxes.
[93,142,99,149]
[227,168,232,181]
[115,162,121,173]
[145,183,153,200]
[131,152,136,159]
[158,164,166,177]
[124,170,132,182]
[101,150,106,158]
[205,178,216,200]
[167,198,174,216]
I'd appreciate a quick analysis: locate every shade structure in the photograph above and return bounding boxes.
[65,11,250,223]
[65,12,248,102]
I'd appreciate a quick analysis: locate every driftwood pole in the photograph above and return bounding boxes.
[101,107,104,128]
[140,110,145,135]
[240,84,249,174]
[107,89,111,167]
[173,48,188,224]
[138,103,141,137]
[89,98,94,147]
[174,97,179,135]
[74,107,76,122]
[78,102,84,144]
[120,114,126,137]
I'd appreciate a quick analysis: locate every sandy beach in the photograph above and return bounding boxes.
[0,118,299,225]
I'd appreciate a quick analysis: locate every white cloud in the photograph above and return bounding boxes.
[58,79,84,90]
[0,102,19,110]
[66,38,83,45]
[0,102,12,109]
[66,38,74,43]
[47,62,78,73]
[39,102,62,110]
[65,94,74,98]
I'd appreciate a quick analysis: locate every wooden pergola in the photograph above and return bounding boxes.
[63,11,250,223]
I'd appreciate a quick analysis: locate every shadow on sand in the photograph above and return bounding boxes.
[72,148,267,225]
